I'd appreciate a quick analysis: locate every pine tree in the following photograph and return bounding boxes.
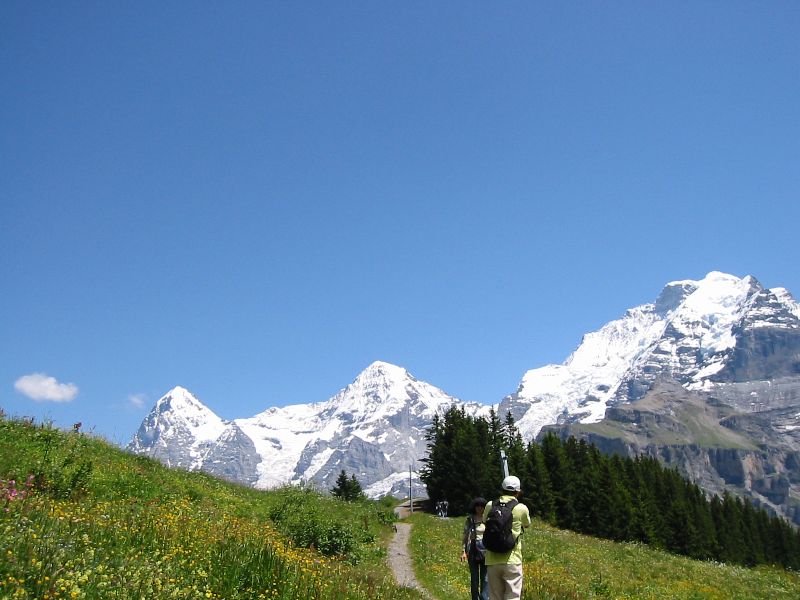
[540,432,576,530]
[502,412,527,477]
[740,498,765,566]
[524,440,555,523]
[331,469,364,501]
[686,484,717,560]
[348,474,365,501]
[566,438,600,535]
[595,455,632,541]
[420,414,446,501]
[420,411,800,569]
[487,408,504,481]
[717,492,746,564]
[421,406,499,514]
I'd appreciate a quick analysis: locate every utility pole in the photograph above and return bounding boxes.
[409,463,413,514]
[500,450,509,478]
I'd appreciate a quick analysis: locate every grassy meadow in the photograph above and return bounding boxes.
[0,416,423,600]
[409,512,800,599]
[5,413,800,600]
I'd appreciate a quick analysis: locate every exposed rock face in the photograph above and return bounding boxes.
[715,324,800,383]
[300,436,396,491]
[542,380,800,525]
[503,272,800,524]
[128,386,226,469]
[128,272,800,521]
[500,272,800,441]
[128,362,490,497]
[201,423,262,486]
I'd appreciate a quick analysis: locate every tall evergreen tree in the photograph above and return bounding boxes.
[523,440,555,523]
[487,408,504,477]
[420,406,499,515]
[502,412,527,477]
[717,492,746,565]
[540,432,576,530]
[420,414,446,500]
[566,438,601,535]
[686,484,717,560]
[624,457,660,545]
[595,455,632,541]
[421,414,800,570]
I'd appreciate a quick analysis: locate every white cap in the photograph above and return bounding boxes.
[502,475,521,492]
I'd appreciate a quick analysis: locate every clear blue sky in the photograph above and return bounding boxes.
[2,3,799,444]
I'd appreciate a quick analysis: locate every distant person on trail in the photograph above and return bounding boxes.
[461,497,488,600]
[481,475,531,600]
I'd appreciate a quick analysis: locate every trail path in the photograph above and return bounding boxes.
[388,506,435,599]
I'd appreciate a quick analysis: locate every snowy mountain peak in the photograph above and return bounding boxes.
[772,287,800,319]
[655,280,698,315]
[326,361,458,422]
[504,271,800,440]
[659,272,759,315]
[127,387,226,468]
[353,361,414,388]
[128,361,483,496]
[680,272,759,314]
[156,386,210,412]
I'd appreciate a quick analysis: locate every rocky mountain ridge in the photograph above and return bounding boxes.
[542,379,800,524]
[129,361,490,497]
[498,272,800,440]
[128,271,800,522]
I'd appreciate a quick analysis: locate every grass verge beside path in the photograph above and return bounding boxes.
[409,513,800,600]
[0,417,425,600]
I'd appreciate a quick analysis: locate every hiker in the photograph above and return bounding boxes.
[481,475,531,600]
[461,497,488,600]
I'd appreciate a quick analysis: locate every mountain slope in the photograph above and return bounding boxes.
[500,271,800,440]
[543,379,800,524]
[129,361,490,496]
[510,271,800,524]
[128,386,226,469]
[128,271,800,521]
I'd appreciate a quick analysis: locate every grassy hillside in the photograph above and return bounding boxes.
[6,414,799,600]
[409,513,800,600]
[0,416,423,600]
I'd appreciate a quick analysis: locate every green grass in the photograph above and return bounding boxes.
[8,413,797,600]
[409,513,800,600]
[575,407,757,450]
[0,416,424,600]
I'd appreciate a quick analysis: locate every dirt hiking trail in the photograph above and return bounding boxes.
[389,502,435,599]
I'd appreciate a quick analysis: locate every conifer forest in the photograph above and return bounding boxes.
[419,406,800,570]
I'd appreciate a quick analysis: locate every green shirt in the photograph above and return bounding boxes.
[482,495,531,565]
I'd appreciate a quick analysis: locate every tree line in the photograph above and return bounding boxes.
[419,406,800,570]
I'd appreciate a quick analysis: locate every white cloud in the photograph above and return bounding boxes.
[14,373,79,403]
[128,393,147,409]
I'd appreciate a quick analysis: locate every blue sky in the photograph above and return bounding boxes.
[2,3,799,444]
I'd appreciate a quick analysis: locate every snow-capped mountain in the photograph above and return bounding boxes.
[500,271,800,440]
[129,361,490,497]
[127,386,226,468]
[128,271,800,514]
[498,271,800,524]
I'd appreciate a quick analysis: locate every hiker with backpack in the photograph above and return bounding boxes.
[481,475,531,600]
[460,497,488,600]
